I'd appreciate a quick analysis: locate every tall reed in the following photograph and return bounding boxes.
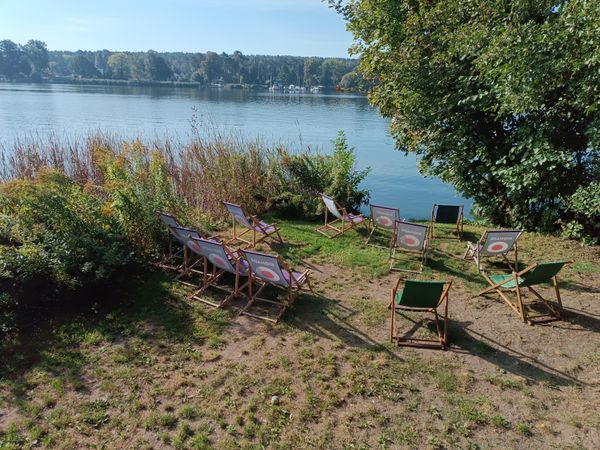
[0,130,279,222]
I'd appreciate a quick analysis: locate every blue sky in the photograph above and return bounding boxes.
[0,0,354,57]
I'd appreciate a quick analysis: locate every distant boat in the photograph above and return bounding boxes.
[310,86,322,93]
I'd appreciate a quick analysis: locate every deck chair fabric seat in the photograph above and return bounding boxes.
[187,237,251,308]
[478,260,573,324]
[430,204,464,240]
[390,279,452,350]
[223,201,283,248]
[389,220,429,273]
[366,204,400,245]
[316,193,368,239]
[240,249,313,323]
[464,229,522,272]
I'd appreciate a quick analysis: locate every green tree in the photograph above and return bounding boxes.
[70,54,100,78]
[333,0,600,237]
[144,50,173,81]
[107,52,132,80]
[0,40,26,78]
[23,40,49,75]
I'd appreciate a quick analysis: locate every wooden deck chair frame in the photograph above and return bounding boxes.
[188,237,251,309]
[316,193,368,239]
[157,211,185,270]
[366,204,400,245]
[430,204,464,240]
[390,279,452,350]
[223,201,283,248]
[240,250,313,323]
[463,229,522,272]
[389,220,429,273]
[477,260,574,325]
[170,226,206,285]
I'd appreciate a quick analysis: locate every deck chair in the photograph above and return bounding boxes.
[389,220,429,273]
[188,237,250,308]
[240,249,313,323]
[390,279,452,350]
[477,260,573,324]
[316,193,368,239]
[157,211,184,270]
[366,204,400,245]
[430,204,464,240]
[169,226,205,284]
[464,230,522,272]
[223,201,283,248]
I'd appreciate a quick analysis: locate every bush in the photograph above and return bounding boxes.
[271,131,370,218]
[0,170,134,331]
[561,181,600,244]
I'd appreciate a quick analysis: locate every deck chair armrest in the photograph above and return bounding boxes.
[392,277,404,294]
[437,280,452,306]
[516,262,539,277]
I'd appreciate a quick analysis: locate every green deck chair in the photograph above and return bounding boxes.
[478,260,573,324]
[390,279,452,350]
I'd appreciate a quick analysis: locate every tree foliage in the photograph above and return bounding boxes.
[333,0,600,238]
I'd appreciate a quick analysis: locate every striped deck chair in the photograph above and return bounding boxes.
[157,211,184,270]
[430,204,464,240]
[366,204,400,245]
[169,225,205,284]
[316,193,368,239]
[240,250,313,323]
[477,260,573,324]
[389,220,429,273]
[223,201,283,248]
[464,230,523,272]
[188,237,250,308]
[390,279,452,350]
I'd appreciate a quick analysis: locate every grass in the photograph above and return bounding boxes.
[1,220,599,448]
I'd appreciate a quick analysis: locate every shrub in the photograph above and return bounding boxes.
[271,131,370,218]
[0,169,134,331]
[561,181,600,244]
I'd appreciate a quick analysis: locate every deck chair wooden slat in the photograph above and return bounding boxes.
[477,260,573,324]
[366,204,400,245]
[223,201,283,248]
[316,193,368,239]
[390,279,452,350]
[389,220,429,273]
[240,250,313,323]
[430,204,464,240]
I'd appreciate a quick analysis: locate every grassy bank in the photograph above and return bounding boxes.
[1,219,599,449]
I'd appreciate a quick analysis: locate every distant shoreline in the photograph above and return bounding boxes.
[0,77,365,94]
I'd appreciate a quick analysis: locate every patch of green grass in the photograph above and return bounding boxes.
[572,261,599,273]
[516,423,532,436]
[274,219,389,277]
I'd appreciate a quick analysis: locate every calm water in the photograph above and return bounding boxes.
[0,82,471,219]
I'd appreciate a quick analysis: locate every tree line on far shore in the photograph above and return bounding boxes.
[0,39,366,89]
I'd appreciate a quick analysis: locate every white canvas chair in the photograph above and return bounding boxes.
[223,201,283,248]
[389,220,429,273]
[366,204,400,245]
[157,211,184,270]
[187,237,251,308]
[240,249,313,323]
[464,229,523,272]
[316,193,368,239]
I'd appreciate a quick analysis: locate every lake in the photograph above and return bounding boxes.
[0,82,472,219]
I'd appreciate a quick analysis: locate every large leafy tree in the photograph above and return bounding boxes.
[332,0,600,236]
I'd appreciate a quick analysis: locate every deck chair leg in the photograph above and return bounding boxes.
[552,276,563,309]
[366,226,376,244]
[515,284,527,323]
